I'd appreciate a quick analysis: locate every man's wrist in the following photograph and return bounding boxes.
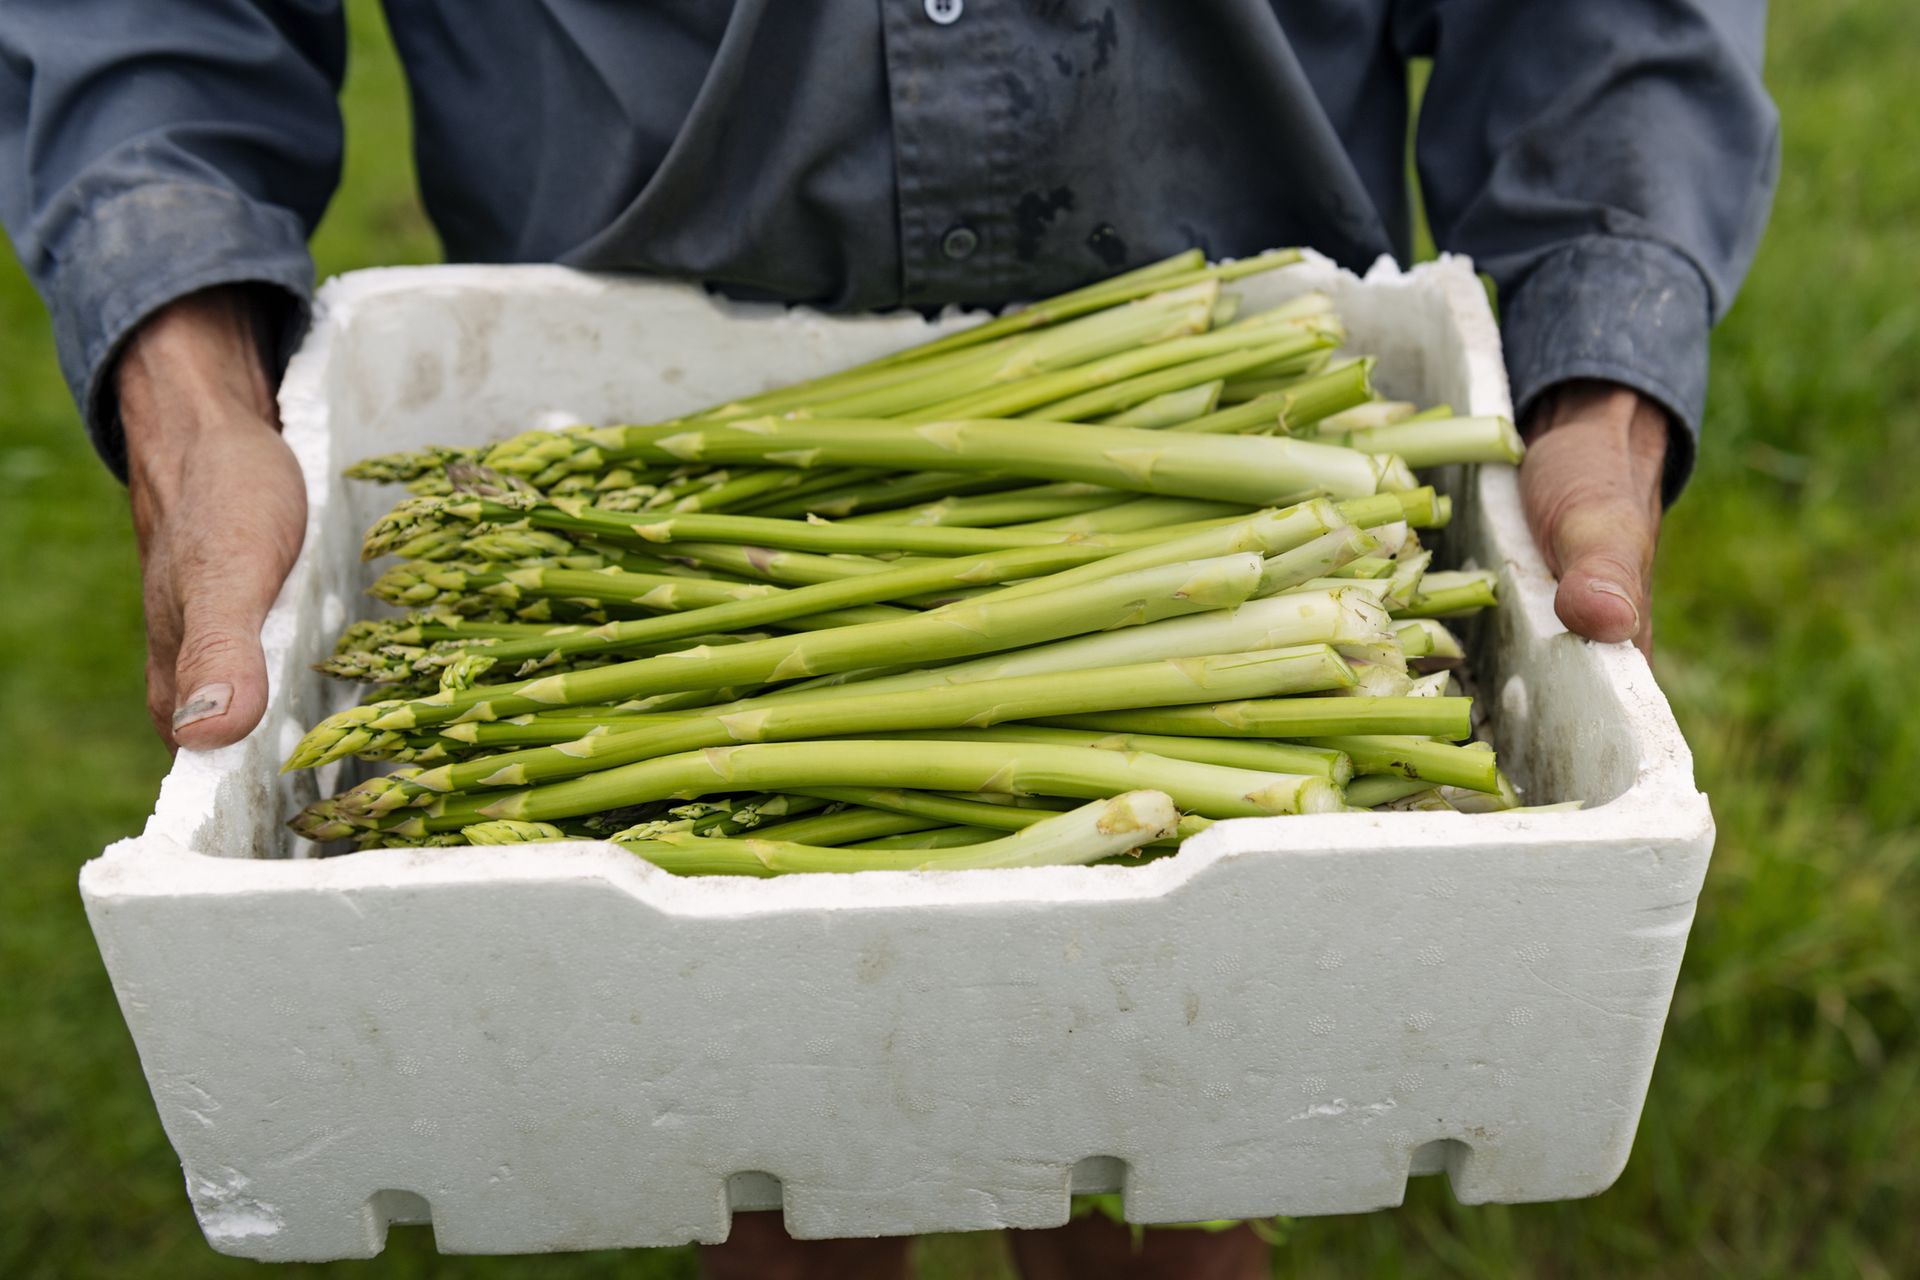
[1524,380,1673,503]
[1524,379,1662,440]
[119,286,281,440]
[119,286,284,508]
[119,285,287,538]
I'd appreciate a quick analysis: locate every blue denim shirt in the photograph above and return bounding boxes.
[0,1,1776,497]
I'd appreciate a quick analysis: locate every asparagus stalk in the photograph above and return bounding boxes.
[1396,618,1465,661]
[614,417,1403,504]
[1344,662,1418,697]
[1327,556,1395,581]
[724,466,890,514]
[1394,622,1435,659]
[1163,391,1291,437]
[1314,400,1420,433]
[369,562,783,613]
[1384,548,1433,611]
[1013,495,1252,533]
[1319,416,1524,468]
[332,613,593,650]
[790,787,1217,848]
[426,717,653,751]
[787,787,1096,834]
[651,542,896,586]
[613,791,1181,876]
[1041,696,1474,740]
[738,808,943,846]
[751,471,1027,520]
[868,725,1352,781]
[284,553,1268,767]
[1395,570,1500,618]
[1302,735,1501,793]
[1217,365,1352,404]
[1288,577,1391,600]
[345,443,479,485]
[1335,487,1448,530]
[1254,526,1381,595]
[663,467,822,513]
[847,827,1001,850]
[1342,775,1439,808]
[1226,291,1334,330]
[843,483,1129,528]
[1265,360,1378,434]
[1096,381,1223,428]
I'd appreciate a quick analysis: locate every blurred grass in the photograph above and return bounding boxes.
[2,2,1915,1277]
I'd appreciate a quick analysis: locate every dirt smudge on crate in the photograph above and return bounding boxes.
[857,936,896,982]
[399,350,444,410]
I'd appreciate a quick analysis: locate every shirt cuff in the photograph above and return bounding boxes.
[1498,235,1711,505]
[45,182,316,480]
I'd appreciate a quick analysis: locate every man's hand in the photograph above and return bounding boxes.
[119,286,306,751]
[1519,380,1670,653]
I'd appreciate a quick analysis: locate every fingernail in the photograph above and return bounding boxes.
[172,683,233,732]
[1588,581,1642,635]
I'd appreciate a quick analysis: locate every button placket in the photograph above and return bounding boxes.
[879,0,1008,303]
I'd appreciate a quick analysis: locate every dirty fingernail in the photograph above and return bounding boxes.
[172,683,233,731]
[1588,581,1641,634]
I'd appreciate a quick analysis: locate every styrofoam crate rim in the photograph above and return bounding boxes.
[89,774,1713,921]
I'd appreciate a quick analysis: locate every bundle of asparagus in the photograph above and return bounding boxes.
[286,249,1542,873]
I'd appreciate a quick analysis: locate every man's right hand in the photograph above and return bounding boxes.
[119,286,307,752]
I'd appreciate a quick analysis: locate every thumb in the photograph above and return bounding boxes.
[1519,383,1669,652]
[169,595,275,752]
[1545,502,1653,647]
[164,432,306,752]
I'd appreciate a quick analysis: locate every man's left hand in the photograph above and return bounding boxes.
[1518,380,1671,654]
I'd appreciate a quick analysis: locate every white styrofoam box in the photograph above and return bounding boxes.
[80,254,1713,1261]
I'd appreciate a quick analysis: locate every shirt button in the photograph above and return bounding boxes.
[940,224,980,261]
[924,0,963,26]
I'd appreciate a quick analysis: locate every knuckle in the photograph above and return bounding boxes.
[175,627,251,675]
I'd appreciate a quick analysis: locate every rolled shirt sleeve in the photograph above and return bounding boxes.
[1398,0,1780,501]
[0,2,347,477]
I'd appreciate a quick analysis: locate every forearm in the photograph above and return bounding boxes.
[0,0,345,477]
[1524,381,1670,487]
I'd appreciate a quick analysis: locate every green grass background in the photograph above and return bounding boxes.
[3,3,1915,1276]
